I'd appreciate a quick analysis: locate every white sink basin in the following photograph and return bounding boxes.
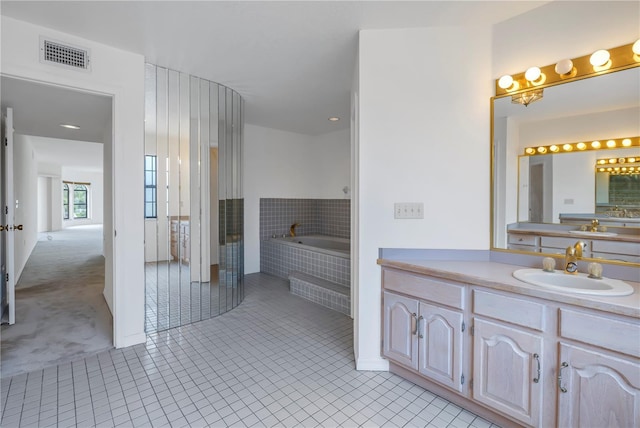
[568,230,618,237]
[513,269,634,296]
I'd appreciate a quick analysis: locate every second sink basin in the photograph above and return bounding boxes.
[513,269,634,296]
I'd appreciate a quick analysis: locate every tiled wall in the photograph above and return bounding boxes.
[259,198,350,241]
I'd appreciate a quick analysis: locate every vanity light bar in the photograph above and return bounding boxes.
[596,156,640,175]
[524,136,640,156]
[495,40,640,97]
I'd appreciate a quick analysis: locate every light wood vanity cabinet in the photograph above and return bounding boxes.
[381,265,640,428]
[382,270,465,393]
[556,309,640,427]
[472,291,545,427]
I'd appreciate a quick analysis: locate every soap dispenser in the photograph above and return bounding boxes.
[565,247,578,274]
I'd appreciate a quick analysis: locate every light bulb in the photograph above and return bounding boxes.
[537,146,547,154]
[525,67,541,82]
[576,142,586,150]
[550,145,559,152]
[629,158,636,163]
[622,138,632,147]
[555,59,573,75]
[498,75,514,90]
[563,144,573,151]
[525,148,536,155]
[633,39,640,55]
[606,140,616,148]
[591,141,601,149]
[590,49,610,67]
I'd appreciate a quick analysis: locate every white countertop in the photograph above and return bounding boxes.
[377,259,640,318]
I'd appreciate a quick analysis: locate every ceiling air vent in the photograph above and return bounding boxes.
[40,37,91,71]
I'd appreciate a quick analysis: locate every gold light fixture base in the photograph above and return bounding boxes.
[511,89,543,107]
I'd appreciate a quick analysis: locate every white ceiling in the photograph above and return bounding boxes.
[29,136,104,174]
[1,0,547,137]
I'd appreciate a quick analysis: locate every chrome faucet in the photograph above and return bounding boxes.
[289,222,300,237]
[565,241,586,274]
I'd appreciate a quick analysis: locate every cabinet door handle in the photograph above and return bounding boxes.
[417,315,424,339]
[532,353,540,383]
[558,361,568,393]
[412,313,418,335]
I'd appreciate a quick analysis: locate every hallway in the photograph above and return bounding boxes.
[1,225,113,378]
[1,273,497,428]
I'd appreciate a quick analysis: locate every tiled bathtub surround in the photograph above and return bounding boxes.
[289,272,350,316]
[261,239,350,287]
[260,198,350,240]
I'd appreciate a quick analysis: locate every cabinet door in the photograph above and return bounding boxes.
[558,343,640,428]
[473,318,543,427]
[418,302,464,392]
[383,292,418,370]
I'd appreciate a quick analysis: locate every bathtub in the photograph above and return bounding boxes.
[275,235,349,257]
[260,234,350,287]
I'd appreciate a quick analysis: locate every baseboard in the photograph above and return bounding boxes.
[356,357,389,371]
[114,332,146,349]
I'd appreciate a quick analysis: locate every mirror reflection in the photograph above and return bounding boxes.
[492,66,640,263]
[144,65,244,333]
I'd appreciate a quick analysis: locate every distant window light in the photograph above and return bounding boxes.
[73,184,88,219]
[63,183,70,220]
[145,155,157,218]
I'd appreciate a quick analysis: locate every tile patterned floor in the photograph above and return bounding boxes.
[1,273,499,428]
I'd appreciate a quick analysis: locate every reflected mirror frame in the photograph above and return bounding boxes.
[490,42,640,266]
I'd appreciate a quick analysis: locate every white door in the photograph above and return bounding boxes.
[1,107,15,325]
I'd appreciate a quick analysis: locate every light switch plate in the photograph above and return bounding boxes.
[394,202,424,219]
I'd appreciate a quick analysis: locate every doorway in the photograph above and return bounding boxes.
[0,76,114,377]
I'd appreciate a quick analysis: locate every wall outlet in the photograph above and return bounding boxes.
[394,202,424,219]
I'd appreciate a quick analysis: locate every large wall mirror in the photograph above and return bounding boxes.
[492,62,640,264]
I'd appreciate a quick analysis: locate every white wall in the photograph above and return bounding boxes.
[12,134,38,282]
[355,26,492,369]
[244,124,350,273]
[492,2,639,77]
[2,17,145,348]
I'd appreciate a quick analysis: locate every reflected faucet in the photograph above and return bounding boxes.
[290,222,300,237]
[565,241,586,274]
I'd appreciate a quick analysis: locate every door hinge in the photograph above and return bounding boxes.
[4,138,7,146]
[461,321,465,332]
[461,374,465,385]
[4,206,7,215]
[5,273,8,282]
[114,230,117,237]
[470,325,474,336]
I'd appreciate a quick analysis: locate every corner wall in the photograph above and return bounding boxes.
[355,26,492,370]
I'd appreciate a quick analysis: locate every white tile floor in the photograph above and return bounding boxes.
[1,273,499,428]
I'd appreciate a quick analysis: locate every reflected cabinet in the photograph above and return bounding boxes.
[144,64,244,332]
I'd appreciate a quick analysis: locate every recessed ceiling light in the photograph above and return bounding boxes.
[328,117,340,122]
[60,123,81,130]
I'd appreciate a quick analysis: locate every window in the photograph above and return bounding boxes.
[63,183,69,220]
[73,184,88,219]
[145,155,157,218]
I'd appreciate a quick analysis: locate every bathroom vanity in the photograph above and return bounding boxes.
[378,259,640,428]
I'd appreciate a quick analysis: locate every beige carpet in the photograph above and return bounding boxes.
[0,225,113,378]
